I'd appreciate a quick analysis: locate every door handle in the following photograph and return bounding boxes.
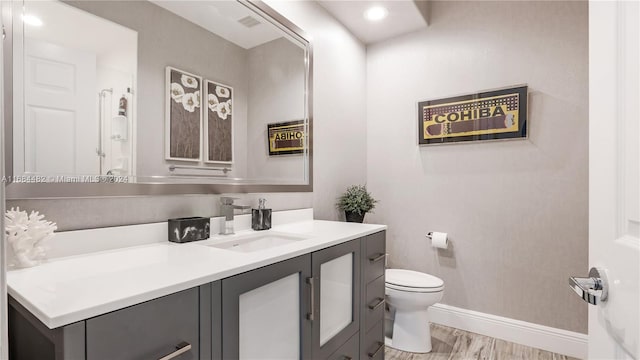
[158,342,191,360]
[568,267,608,305]
[306,277,315,321]
[368,341,384,358]
[368,297,385,311]
[368,253,386,263]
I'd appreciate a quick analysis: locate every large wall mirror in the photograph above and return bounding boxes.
[3,0,312,198]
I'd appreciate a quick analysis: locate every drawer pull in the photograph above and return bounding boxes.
[307,277,315,321]
[343,357,352,360]
[368,253,385,263]
[368,341,384,358]
[158,342,191,360]
[368,297,385,311]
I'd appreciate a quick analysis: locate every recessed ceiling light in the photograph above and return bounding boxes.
[364,6,388,22]
[22,14,43,27]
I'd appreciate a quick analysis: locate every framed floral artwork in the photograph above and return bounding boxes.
[165,66,202,161]
[204,79,233,164]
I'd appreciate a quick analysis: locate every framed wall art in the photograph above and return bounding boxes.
[418,85,528,145]
[165,66,202,161]
[267,120,305,156]
[204,80,233,164]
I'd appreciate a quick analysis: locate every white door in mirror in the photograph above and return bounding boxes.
[587,2,640,358]
[22,39,98,175]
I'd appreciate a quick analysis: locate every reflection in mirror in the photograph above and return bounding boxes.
[11,0,310,186]
[16,1,137,177]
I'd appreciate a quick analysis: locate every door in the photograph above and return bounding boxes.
[312,239,361,359]
[585,1,640,359]
[0,2,8,358]
[86,288,200,360]
[20,38,97,175]
[221,254,312,359]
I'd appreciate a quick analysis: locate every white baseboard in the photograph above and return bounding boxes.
[428,303,587,359]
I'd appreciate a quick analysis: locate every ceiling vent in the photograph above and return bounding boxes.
[237,15,261,28]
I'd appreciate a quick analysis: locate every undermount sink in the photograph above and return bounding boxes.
[204,232,310,253]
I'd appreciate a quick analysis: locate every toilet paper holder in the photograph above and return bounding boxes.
[426,231,449,249]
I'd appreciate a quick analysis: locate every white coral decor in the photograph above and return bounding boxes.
[5,208,57,268]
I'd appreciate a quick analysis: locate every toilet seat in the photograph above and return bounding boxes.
[386,282,444,293]
[385,269,444,293]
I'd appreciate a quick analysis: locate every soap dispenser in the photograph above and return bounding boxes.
[252,198,272,231]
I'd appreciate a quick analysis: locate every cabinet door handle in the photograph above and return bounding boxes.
[367,342,384,358]
[158,342,191,360]
[306,277,315,321]
[368,253,385,263]
[368,297,385,311]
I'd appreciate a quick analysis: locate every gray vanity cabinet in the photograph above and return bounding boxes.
[8,297,85,360]
[326,332,359,360]
[85,287,200,360]
[311,240,361,359]
[219,234,385,360]
[8,285,217,360]
[221,254,313,359]
[360,231,386,360]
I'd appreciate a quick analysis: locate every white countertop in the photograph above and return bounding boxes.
[7,215,386,329]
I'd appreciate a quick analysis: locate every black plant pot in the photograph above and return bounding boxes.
[345,211,365,223]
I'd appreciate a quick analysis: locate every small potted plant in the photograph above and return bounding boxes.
[336,185,378,223]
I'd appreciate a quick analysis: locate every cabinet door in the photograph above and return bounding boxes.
[221,254,312,360]
[312,239,361,359]
[327,331,359,360]
[86,288,200,360]
[359,230,386,357]
[361,321,385,360]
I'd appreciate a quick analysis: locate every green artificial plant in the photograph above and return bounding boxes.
[336,185,379,216]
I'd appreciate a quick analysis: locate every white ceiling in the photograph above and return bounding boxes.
[150,1,283,49]
[24,1,137,74]
[316,0,428,45]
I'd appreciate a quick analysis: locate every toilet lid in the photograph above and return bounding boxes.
[386,269,444,289]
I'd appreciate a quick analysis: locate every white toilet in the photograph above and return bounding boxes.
[385,269,444,353]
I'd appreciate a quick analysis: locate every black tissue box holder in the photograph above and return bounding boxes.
[168,217,210,243]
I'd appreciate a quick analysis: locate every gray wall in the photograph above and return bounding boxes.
[247,38,306,182]
[265,0,368,221]
[365,1,588,333]
[7,0,368,230]
[66,0,250,178]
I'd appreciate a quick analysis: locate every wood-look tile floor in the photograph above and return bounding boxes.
[384,324,580,360]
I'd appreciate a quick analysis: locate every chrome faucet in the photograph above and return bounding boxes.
[220,197,251,235]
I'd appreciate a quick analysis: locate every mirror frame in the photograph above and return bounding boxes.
[2,0,313,199]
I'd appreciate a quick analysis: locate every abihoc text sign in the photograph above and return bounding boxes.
[268,120,306,156]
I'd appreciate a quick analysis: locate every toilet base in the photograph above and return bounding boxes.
[390,309,432,353]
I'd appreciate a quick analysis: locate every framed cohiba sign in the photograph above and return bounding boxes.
[204,80,233,163]
[268,120,305,156]
[165,66,202,161]
[418,85,528,145]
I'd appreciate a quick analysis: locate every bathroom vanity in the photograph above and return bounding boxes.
[7,210,386,360]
